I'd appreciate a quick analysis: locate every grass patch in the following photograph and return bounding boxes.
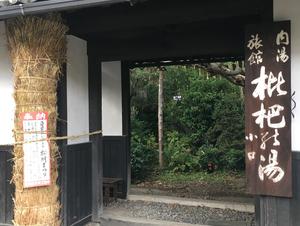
[133,170,249,199]
[153,170,245,184]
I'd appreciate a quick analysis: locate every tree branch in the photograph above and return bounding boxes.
[199,62,245,87]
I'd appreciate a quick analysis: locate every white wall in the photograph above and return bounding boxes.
[102,61,123,136]
[0,31,90,145]
[0,21,14,145]
[67,35,89,144]
[274,0,300,151]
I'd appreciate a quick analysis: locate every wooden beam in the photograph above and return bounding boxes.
[0,0,130,20]
[88,21,246,62]
[65,0,271,36]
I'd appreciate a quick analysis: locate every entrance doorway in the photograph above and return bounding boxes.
[104,62,255,226]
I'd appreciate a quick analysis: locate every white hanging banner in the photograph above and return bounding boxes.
[21,112,51,188]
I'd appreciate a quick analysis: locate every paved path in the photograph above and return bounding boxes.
[86,194,254,226]
[101,210,210,226]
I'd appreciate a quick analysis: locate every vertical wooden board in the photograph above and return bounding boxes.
[121,63,131,195]
[88,49,103,223]
[65,143,93,225]
[245,21,292,197]
[257,196,292,226]
[0,151,7,222]
[66,146,72,225]
[276,197,291,226]
[62,146,68,226]
[122,62,130,136]
[87,147,92,212]
[102,136,128,198]
[291,152,300,226]
[265,197,277,226]
[56,64,68,226]
[0,147,13,224]
[91,136,103,222]
[5,150,13,223]
[79,148,85,216]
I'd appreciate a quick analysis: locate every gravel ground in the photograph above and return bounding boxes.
[105,199,255,226]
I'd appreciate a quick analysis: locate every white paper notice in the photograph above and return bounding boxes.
[22,112,51,188]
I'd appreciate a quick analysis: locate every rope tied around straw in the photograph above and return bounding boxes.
[3,130,102,146]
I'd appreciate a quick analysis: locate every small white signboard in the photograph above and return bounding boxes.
[21,112,51,188]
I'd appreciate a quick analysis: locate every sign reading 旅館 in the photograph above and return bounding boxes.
[21,112,51,188]
[245,21,292,197]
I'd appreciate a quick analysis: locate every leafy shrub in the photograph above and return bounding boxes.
[130,118,158,181]
[197,145,224,170]
[164,131,199,173]
[223,149,245,171]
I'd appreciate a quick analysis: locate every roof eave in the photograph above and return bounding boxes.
[0,0,130,20]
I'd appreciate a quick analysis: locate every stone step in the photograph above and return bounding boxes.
[87,216,252,226]
[206,219,252,226]
[99,214,210,226]
[128,194,254,213]
[86,194,254,226]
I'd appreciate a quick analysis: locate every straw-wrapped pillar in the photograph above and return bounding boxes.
[6,15,68,225]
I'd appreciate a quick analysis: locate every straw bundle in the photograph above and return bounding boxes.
[6,14,68,226]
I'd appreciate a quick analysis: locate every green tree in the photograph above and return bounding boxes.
[130,64,245,177]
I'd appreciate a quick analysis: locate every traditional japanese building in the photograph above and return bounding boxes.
[0,0,300,225]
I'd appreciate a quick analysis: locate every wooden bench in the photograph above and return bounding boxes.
[103,177,123,201]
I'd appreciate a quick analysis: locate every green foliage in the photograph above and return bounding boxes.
[130,68,159,135]
[155,170,245,185]
[197,145,224,170]
[164,131,199,173]
[130,65,245,178]
[130,118,158,181]
[223,149,245,171]
[196,146,245,171]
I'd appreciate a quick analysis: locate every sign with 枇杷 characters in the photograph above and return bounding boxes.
[245,21,292,197]
[21,112,51,188]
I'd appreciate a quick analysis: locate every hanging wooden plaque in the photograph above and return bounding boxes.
[245,21,292,197]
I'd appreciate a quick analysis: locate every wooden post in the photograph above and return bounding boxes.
[121,62,131,198]
[88,48,103,223]
[57,67,68,226]
[158,68,164,168]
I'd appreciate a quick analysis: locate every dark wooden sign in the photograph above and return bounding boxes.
[245,21,292,197]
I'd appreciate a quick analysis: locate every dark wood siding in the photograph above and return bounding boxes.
[291,152,300,225]
[65,142,92,226]
[256,152,300,226]
[103,136,129,199]
[0,146,13,225]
